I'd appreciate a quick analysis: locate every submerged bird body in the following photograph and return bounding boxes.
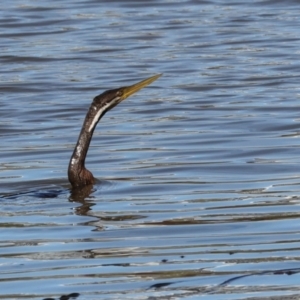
[68,74,161,188]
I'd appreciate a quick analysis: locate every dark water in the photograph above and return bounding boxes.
[1,0,300,299]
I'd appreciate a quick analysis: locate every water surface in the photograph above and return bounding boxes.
[1,0,300,299]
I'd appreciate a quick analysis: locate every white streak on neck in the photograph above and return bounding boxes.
[88,98,119,132]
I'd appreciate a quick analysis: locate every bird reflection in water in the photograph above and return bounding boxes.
[42,292,80,300]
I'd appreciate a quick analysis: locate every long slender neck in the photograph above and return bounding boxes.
[68,104,101,187]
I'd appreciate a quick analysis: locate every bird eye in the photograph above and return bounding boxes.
[116,90,123,97]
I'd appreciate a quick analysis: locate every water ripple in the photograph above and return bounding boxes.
[1,0,300,299]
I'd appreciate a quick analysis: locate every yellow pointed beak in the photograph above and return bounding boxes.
[121,74,162,100]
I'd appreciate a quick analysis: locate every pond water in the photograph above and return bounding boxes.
[1,0,300,299]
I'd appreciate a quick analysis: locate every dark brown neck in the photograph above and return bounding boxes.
[68,105,99,187]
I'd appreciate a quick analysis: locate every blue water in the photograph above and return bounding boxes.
[1,0,300,299]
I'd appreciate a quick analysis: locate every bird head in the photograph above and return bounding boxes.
[88,74,162,132]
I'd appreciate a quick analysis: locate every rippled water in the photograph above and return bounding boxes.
[2,0,300,299]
